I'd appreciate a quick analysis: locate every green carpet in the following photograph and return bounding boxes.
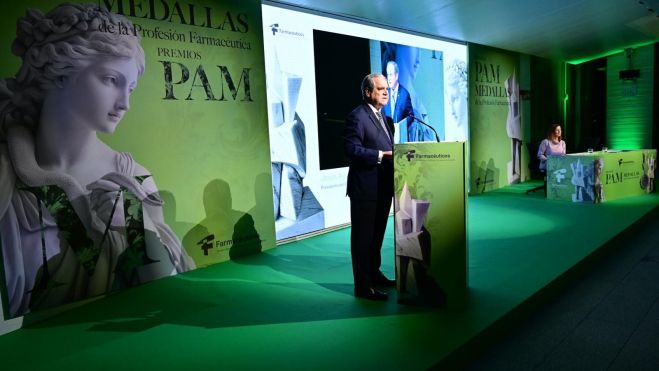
[0,188,657,370]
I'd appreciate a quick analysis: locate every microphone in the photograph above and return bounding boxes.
[409,114,440,142]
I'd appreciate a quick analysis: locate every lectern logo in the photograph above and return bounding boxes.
[402,150,451,162]
[406,150,416,161]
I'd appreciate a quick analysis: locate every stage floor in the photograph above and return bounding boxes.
[1,186,657,370]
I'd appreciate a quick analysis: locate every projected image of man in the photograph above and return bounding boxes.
[382,61,413,143]
[394,45,437,142]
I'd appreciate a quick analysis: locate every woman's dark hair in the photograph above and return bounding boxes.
[546,123,562,141]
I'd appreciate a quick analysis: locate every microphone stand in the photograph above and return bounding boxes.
[409,114,440,142]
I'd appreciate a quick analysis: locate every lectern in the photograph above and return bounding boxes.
[393,142,467,307]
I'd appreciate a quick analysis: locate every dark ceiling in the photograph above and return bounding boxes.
[266,0,659,62]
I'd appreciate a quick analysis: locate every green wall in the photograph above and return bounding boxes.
[606,45,655,150]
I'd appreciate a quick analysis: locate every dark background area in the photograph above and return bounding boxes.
[574,57,607,153]
[313,30,371,170]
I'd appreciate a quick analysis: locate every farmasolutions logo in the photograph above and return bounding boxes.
[268,22,304,37]
[404,150,453,162]
[405,150,416,161]
[618,158,634,167]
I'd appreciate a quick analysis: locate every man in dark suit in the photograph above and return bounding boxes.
[382,61,413,125]
[344,73,396,301]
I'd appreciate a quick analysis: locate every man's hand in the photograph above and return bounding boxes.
[382,150,393,158]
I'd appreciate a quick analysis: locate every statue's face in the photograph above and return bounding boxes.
[55,56,139,134]
[447,81,467,125]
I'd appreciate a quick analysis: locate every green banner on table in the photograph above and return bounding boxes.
[547,149,656,202]
[599,150,656,200]
[393,142,467,308]
[546,155,596,202]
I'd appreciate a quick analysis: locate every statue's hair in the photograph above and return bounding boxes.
[1,3,145,137]
[446,59,467,96]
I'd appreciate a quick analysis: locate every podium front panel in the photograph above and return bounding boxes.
[393,142,467,307]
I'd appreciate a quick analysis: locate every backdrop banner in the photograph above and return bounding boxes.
[0,0,274,322]
[468,43,526,194]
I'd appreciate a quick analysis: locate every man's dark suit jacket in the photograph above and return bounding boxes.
[344,102,395,291]
[382,84,413,124]
[344,103,394,201]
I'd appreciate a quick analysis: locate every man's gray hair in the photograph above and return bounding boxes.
[361,73,385,100]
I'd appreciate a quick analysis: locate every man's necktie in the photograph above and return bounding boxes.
[390,90,397,119]
[375,111,392,144]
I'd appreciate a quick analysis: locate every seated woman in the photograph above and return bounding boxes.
[537,123,566,172]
